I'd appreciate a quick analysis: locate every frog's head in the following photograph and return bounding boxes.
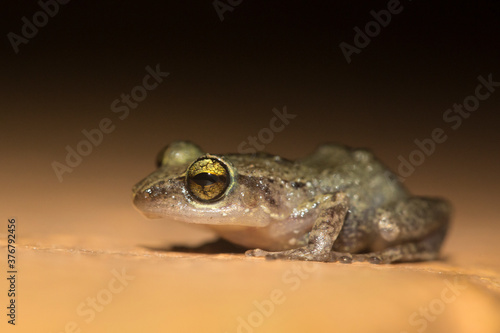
[132,141,281,227]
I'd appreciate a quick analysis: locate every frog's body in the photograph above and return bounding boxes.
[133,141,451,263]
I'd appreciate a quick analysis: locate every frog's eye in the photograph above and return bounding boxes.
[186,157,230,202]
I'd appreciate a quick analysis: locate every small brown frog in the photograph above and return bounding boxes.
[133,141,451,263]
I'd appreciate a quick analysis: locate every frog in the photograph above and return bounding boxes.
[132,141,451,264]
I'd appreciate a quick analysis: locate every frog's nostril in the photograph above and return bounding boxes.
[132,189,165,219]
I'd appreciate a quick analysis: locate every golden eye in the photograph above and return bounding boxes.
[186,157,230,202]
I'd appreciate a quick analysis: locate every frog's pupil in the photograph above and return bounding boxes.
[192,173,219,186]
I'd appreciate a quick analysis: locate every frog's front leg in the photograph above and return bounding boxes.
[246,192,349,262]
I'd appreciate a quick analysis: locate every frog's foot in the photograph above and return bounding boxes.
[350,248,438,264]
[246,248,355,263]
[246,246,332,262]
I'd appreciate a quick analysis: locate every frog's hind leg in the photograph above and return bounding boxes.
[350,225,447,264]
[351,197,451,264]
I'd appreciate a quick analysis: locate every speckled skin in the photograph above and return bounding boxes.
[133,141,451,263]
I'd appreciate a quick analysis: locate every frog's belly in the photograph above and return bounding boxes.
[208,217,315,251]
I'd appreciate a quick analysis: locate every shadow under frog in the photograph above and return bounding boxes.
[133,141,451,264]
[143,238,247,255]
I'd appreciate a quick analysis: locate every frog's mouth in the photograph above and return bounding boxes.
[134,206,271,227]
[133,190,271,227]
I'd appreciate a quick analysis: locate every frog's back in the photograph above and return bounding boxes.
[299,143,409,209]
[224,145,408,212]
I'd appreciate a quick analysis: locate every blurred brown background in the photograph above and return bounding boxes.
[1,1,499,332]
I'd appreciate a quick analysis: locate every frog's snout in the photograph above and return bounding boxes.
[132,179,170,219]
[132,188,165,219]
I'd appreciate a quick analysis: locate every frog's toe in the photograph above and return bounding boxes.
[245,249,291,261]
[337,254,354,264]
[328,251,353,263]
[367,255,384,264]
[245,248,269,257]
